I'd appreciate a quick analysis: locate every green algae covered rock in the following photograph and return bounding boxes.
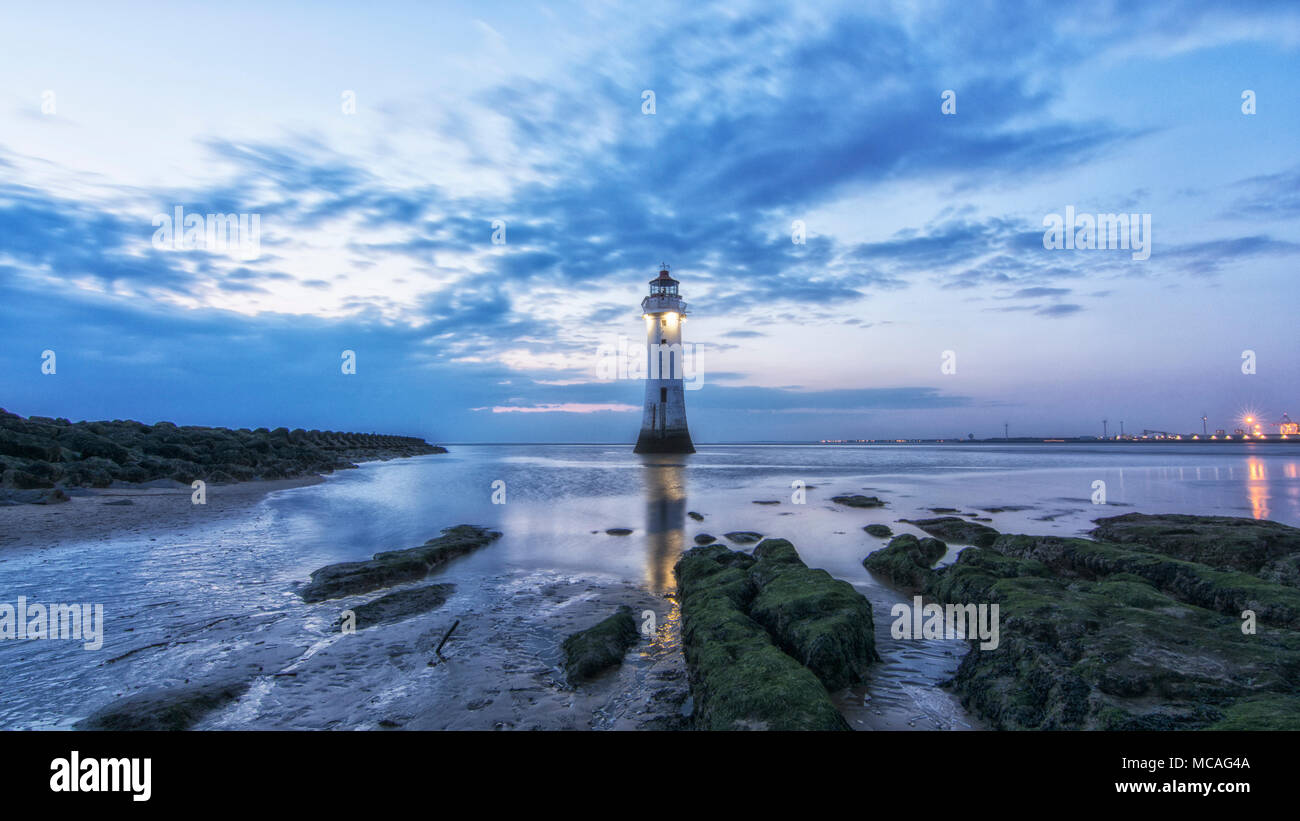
[675,546,848,730]
[301,525,501,602]
[903,516,999,548]
[748,539,880,689]
[862,533,948,594]
[992,533,1300,628]
[562,605,640,683]
[0,408,446,491]
[674,539,877,730]
[831,494,884,508]
[1090,513,1300,588]
[77,680,251,731]
[920,520,1300,731]
[345,583,456,630]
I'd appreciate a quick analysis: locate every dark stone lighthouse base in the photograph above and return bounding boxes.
[634,429,696,454]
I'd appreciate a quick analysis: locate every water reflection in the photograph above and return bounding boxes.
[642,456,688,594]
[1247,457,1270,519]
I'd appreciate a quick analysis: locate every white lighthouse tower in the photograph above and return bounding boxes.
[634,264,695,454]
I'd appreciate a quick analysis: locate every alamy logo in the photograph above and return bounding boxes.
[152,205,261,260]
[891,596,1000,650]
[0,597,104,650]
[50,751,151,802]
[1042,206,1151,260]
[595,335,705,390]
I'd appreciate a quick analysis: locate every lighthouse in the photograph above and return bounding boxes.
[634,264,696,454]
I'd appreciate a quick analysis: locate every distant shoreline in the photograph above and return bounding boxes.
[1,409,445,496]
[441,438,1300,446]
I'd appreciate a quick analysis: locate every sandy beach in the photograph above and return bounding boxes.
[0,477,324,550]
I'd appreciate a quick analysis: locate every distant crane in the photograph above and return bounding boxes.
[1102,419,1108,439]
[1003,422,1009,440]
[1245,413,1299,436]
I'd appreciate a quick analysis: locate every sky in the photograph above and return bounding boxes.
[1,0,1298,443]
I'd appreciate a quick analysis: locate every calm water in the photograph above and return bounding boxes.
[2,442,1298,729]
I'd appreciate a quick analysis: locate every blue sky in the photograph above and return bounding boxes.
[1,0,1298,442]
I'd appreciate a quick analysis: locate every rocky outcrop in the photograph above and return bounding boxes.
[862,533,948,594]
[344,583,456,630]
[746,539,880,689]
[831,494,885,508]
[0,408,445,490]
[561,605,640,683]
[919,517,1300,731]
[301,525,501,602]
[1090,513,1300,588]
[674,539,876,730]
[992,534,1300,628]
[864,524,892,538]
[903,516,999,548]
[76,680,250,731]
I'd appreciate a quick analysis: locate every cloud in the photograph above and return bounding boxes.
[2,1,1298,439]
[473,403,640,414]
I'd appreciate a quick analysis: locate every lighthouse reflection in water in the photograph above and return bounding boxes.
[641,455,687,595]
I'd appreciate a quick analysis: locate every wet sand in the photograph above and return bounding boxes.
[76,568,690,732]
[198,573,690,730]
[0,477,323,550]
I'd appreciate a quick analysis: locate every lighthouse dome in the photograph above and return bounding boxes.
[649,265,679,295]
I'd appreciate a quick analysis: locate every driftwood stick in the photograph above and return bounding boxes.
[436,619,460,657]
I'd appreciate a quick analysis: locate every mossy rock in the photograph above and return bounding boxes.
[992,533,1300,627]
[1091,513,1300,587]
[674,540,878,730]
[1204,696,1300,730]
[862,533,947,594]
[903,516,999,548]
[831,494,884,508]
[77,680,251,731]
[343,583,455,630]
[562,605,639,683]
[749,539,879,689]
[675,546,849,731]
[301,525,501,602]
[919,522,1300,731]
[864,524,892,538]
[0,410,445,490]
